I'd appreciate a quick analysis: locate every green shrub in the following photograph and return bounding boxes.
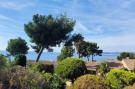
[70,74,109,89]
[14,54,27,66]
[10,66,48,89]
[0,65,65,89]
[42,73,65,89]
[0,54,8,82]
[97,62,110,77]
[0,54,7,70]
[29,62,54,73]
[106,69,135,89]
[37,63,54,73]
[117,52,135,61]
[50,74,65,89]
[55,58,87,82]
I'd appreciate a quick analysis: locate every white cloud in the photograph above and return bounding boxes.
[0,14,14,21]
[75,21,89,33]
[121,0,134,8]
[0,1,34,10]
[0,0,135,52]
[0,36,8,50]
[85,33,135,52]
[105,0,135,19]
[74,21,104,35]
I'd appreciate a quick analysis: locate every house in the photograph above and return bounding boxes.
[86,57,135,74]
[122,58,135,71]
[106,60,123,69]
[86,62,100,74]
[86,60,123,74]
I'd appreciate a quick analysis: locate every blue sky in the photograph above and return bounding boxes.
[0,0,135,52]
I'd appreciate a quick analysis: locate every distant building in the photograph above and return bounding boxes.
[86,60,123,74]
[106,60,123,69]
[86,58,135,74]
[86,62,100,74]
[122,57,135,71]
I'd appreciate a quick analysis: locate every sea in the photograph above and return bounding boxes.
[0,51,120,62]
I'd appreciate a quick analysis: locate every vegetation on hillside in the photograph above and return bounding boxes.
[106,69,135,89]
[1,14,135,89]
[117,52,135,60]
[75,41,102,61]
[55,58,87,82]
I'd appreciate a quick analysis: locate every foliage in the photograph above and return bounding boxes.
[117,52,135,61]
[0,54,7,70]
[106,69,135,89]
[24,14,75,62]
[71,34,84,58]
[55,58,87,82]
[57,46,75,61]
[0,65,65,89]
[29,62,54,73]
[124,86,135,89]
[6,37,29,56]
[14,54,27,66]
[0,54,8,83]
[76,41,102,61]
[97,62,110,77]
[50,74,65,89]
[0,66,48,89]
[68,34,102,61]
[39,73,65,89]
[37,63,54,73]
[70,74,109,89]
[72,33,84,43]
[11,66,47,89]
[86,42,102,61]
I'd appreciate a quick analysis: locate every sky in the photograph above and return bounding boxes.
[0,0,135,52]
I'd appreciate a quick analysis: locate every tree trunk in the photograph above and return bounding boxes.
[87,56,89,61]
[92,55,94,61]
[36,47,44,62]
[78,53,81,58]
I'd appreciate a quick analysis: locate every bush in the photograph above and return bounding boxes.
[37,63,54,73]
[0,54,8,87]
[0,65,65,89]
[117,52,135,61]
[29,62,54,73]
[51,74,66,89]
[96,62,110,77]
[8,66,48,89]
[57,46,75,61]
[0,54,7,70]
[43,74,65,89]
[106,69,135,89]
[55,58,87,82]
[14,54,27,66]
[69,74,109,89]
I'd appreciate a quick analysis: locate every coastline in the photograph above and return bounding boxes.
[0,50,120,62]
